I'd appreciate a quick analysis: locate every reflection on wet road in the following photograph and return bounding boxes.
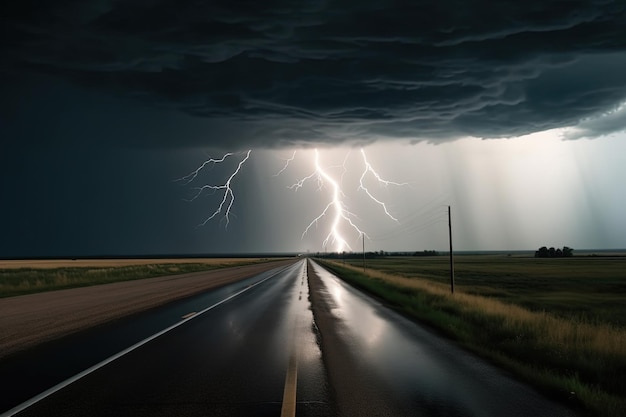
[3,260,332,417]
[309,260,580,417]
[1,259,582,417]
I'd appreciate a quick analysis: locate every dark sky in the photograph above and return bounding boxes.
[2,1,626,256]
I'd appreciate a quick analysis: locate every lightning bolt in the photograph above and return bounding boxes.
[284,148,407,252]
[176,153,234,185]
[179,150,251,228]
[274,150,297,177]
[293,149,365,252]
[358,148,408,222]
[181,147,406,252]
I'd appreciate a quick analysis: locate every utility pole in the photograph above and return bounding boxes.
[448,205,455,294]
[362,233,366,272]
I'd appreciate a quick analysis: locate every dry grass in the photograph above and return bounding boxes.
[343,263,626,358]
[0,259,298,358]
[325,260,626,416]
[0,258,279,298]
[0,258,263,269]
[347,255,626,326]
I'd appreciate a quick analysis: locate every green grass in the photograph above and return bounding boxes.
[0,260,267,298]
[319,257,626,417]
[346,255,626,327]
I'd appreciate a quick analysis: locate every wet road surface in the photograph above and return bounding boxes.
[2,261,331,417]
[1,259,581,416]
[307,260,580,417]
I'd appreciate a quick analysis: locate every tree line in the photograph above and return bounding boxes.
[314,250,440,259]
[535,246,573,258]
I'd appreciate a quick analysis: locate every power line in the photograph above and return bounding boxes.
[370,206,448,241]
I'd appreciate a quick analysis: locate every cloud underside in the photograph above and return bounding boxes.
[4,0,626,148]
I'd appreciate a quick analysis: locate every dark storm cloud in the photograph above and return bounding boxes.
[3,0,626,148]
[563,102,626,140]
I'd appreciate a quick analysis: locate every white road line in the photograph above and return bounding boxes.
[1,266,290,417]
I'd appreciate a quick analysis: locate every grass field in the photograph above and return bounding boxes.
[321,255,626,417]
[0,258,275,298]
[349,255,626,327]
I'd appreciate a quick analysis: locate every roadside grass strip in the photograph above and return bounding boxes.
[320,260,626,417]
[0,260,273,298]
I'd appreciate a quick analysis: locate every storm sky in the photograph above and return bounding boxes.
[2,0,626,256]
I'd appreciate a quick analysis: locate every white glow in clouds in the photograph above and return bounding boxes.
[183,130,626,252]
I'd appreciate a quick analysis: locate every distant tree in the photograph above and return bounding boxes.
[535,246,574,258]
[414,250,439,257]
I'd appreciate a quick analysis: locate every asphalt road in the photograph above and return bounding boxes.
[307,260,581,417]
[1,259,581,417]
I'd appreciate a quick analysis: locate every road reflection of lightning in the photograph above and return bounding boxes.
[178,150,252,228]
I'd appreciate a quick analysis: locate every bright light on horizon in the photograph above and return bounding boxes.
[179,130,626,253]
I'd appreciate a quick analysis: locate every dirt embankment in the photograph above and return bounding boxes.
[0,259,297,359]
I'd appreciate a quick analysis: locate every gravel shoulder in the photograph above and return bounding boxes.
[0,259,298,359]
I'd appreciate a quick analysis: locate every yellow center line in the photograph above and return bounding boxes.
[281,263,306,417]
[280,350,298,417]
[181,312,197,319]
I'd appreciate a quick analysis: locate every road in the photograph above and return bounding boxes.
[1,259,581,416]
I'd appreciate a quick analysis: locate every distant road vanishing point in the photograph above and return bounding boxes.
[1,259,580,417]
